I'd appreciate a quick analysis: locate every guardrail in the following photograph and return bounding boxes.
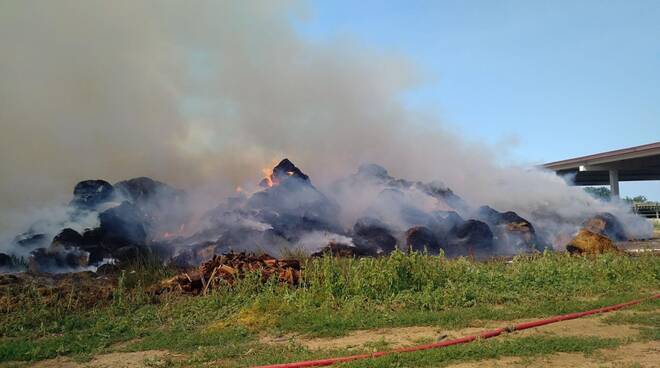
[633,203,660,219]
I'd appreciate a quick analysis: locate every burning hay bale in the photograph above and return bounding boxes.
[566,229,621,255]
[247,159,342,240]
[161,252,301,294]
[259,158,310,188]
[565,213,629,255]
[582,212,627,241]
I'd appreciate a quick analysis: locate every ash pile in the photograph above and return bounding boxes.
[0,159,644,273]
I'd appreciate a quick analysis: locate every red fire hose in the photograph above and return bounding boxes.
[253,294,660,368]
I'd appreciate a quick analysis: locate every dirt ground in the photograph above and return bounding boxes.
[262,313,645,351]
[446,341,660,368]
[618,229,660,253]
[24,351,175,368]
[260,311,659,367]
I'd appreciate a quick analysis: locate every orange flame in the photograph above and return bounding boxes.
[261,167,274,187]
[161,223,187,240]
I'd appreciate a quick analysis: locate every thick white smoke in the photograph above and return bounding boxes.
[0,0,651,248]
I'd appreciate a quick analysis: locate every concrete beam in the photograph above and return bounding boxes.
[543,142,660,171]
[578,156,660,171]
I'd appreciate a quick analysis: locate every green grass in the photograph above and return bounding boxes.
[602,298,660,341]
[0,251,659,366]
[602,299,660,328]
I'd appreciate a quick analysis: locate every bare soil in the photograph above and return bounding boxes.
[446,341,660,368]
[262,314,643,351]
[618,230,660,253]
[512,314,642,339]
[22,350,175,368]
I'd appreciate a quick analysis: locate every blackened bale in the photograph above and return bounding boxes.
[451,219,494,257]
[0,253,13,268]
[477,206,540,252]
[80,228,109,264]
[272,158,310,182]
[70,180,115,209]
[98,202,147,246]
[405,226,441,254]
[28,247,89,273]
[311,242,378,257]
[13,232,48,248]
[352,217,397,254]
[52,228,84,248]
[112,245,150,262]
[114,177,184,205]
[430,211,464,236]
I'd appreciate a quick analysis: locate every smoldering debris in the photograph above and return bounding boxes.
[0,158,650,273]
[3,177,187,273]
[160,252,301,294]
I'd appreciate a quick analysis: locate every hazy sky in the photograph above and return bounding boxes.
[294,0,660,199]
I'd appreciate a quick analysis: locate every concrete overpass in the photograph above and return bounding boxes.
[543,141,660,197]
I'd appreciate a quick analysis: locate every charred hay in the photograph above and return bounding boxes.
[160,252,301,294]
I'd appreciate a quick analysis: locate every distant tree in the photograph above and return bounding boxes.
[633,195,648,203]
[583,186,611,201]
[623,195,648,204]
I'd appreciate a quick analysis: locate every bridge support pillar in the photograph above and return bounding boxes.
[609,169,620,198]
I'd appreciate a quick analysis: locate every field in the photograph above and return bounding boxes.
[1,251,659,367]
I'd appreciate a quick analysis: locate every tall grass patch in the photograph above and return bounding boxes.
[0,252,658,362]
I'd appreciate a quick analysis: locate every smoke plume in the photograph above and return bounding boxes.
[0,1,651,246]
